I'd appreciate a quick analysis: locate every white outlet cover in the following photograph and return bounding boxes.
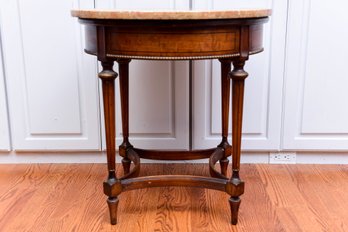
[269,152,296,164]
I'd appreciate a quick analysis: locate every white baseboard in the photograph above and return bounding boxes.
[0,151,106,164]
[1,151,348,164]
[295,153,348,164]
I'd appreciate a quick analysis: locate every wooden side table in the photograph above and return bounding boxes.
[72,9,270,225]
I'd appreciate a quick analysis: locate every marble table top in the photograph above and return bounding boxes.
[71,9,271,20]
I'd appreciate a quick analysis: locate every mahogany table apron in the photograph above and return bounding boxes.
[72,10,270,225]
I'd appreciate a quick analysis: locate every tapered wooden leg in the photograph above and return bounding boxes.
[219,158,229,176]
[107,197,119,225]
[99,60,122,224]
[229,197,241,225]
[218,59,232,176]
[121,158,131,174]
[118,59,132,175]
[228,57,248,224]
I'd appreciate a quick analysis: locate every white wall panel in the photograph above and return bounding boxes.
[283,0,348,150]
[1,0,347,163]
[0,0,100,150]
[0,33,11,151]
[96,0,189,12]
[192,0,287,150]
[96,0,190,150]
[192,0,272,10]
[114,61,189,149]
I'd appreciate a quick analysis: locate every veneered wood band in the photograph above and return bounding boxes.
[80,18,267,60]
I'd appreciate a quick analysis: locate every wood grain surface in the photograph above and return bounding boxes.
[0,163,347,232]
[71,9,272,20]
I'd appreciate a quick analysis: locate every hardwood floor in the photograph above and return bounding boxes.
[0,163,347,232]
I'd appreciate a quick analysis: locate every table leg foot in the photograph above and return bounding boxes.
[107,197,119,225]
[229,196,241,225]
[219,158,229,176]
[122,158,131,175]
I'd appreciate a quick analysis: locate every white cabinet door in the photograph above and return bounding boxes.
[0,39,10,151]
[0,0,100,151]
[96,0,190,150]
[282,0,348,150]
[192,0,287,150]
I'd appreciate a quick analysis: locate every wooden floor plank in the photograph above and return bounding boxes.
[0,164,58,232]
[154,164,205,232]
[239,164,285,232]
[293,165,348,232]
[257,164,324,232]
[0,163,347,232]
[190,164,218,232]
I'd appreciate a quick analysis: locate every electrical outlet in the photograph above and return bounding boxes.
[269,152,296,164]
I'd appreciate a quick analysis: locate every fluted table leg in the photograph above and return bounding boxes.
[99,61,122,225]
[117,59,132,175]
[229,57,248,225]
[218,59,232,176]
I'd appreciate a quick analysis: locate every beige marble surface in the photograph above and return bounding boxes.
[71,9,271,20]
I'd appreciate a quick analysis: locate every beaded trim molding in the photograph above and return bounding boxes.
[103,49,263,60]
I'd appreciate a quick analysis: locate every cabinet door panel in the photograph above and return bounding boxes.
[192,0,272,9]
[192,0,287,150]
[96,0,190,149]
[283,0,348,150]
[0,0,100,150]
[0,40,10,151]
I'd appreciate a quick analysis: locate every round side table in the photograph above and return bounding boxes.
[71,9,271,225]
